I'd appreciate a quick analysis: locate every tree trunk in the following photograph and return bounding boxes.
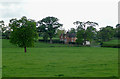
[84,41,86,46]
[83,38,86,46]
[24,47,27,53]
[50,38,52,44]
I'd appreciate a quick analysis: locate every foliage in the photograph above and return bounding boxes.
[74,21,98,45]
[42,32,49,41]
[37,16,62,43]
[0,20,11,39]
[76,30,84,45]
[0,20,5,33]
[85,26,97,41]
[69,28,76,33]
[55,29,65,38]
[114,24,120,39]
[3,30,11,39]
[101,39,120,48]
[9,16,38,53]
[98,26,115,42]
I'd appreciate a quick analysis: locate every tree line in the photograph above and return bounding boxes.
[70,21,120,45]
[0,16,119,53]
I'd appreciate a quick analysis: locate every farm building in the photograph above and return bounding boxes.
[59,32,77,44]
[59,32,90,45]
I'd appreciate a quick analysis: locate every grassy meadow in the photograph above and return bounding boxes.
[0,39,2,78]
[2,39,118,77]
[102,39,119,48]
[103,39,119,45]
[103,39,118,44]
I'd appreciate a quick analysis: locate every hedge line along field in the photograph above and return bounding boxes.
[102,39,119,48]
[2,39,118,77]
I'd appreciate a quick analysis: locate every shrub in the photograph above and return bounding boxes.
[101,43,120,48]
[38,39,64,44]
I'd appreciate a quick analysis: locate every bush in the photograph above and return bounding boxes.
[101,43,120,48]
[52,39,61,43]
[69,42,76,44]
[101,39,120,48]
[38,39,64,44]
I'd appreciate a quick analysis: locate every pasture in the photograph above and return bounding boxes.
[102,39,119,48]
[2,39,118,77]
[0,39,2,78]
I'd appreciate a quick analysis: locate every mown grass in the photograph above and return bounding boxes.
[34,41,69,48]
[2,39,69,48]
[103,39,118,45]
[38,37,59,40]
[102,39,119,48]
[2,39,118,77]
[0,39,2,78]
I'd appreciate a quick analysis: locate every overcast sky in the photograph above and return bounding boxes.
[0,0,119,30]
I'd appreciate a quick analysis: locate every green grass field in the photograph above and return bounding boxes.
[103,39,118,45]
[38,37,59,40]
[102,39,119,48]
[0,39,2,78]
[2,39,118,77]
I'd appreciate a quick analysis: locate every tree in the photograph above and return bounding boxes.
[86,26,97,42]
[0,20,5,33]
[74,21,98,45]
[69,28,76,33]
[9,16,38,53]
[115,24,120,39]
[4,29,11,39]
[37,26,49,41]
[0,20,6,36]
[98,26,115,42]
[55,29,65,38]
[0,20,4,38]
[0,20,10,39]
[76,29,84,45]
[37,16,63,43]
[73,21,85,31]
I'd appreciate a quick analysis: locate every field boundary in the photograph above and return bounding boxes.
[1,77,119,79]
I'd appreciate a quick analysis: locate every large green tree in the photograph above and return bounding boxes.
[76,29,84,45]
[115,24,120,39]
[74,21,98,45]
[0,20,6,34]
[69,28,76,33]
[4,28,11,39]
[85,26,97,42]
[9,16,38,53]
[98,26,115,42]
[0,20,4,38]
[55,29,65,38]
[37,16,63,43]
[0,20,10,39]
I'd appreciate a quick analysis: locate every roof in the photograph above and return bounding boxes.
[60,33,76,38]
[67,33,76,38]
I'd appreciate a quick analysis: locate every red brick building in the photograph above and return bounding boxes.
[59,33,77,43]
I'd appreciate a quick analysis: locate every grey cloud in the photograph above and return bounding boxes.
[0,9,24,18]
[0,2,23,6]
[0,0,27,6]
[0,0,27,19]
[0,0,26,3]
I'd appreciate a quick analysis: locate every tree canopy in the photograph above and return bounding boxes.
[0,20,5,34]
[37,16,63,43]
[74,21,98,45]
[98,26,115,42]
[9,16,38,53]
